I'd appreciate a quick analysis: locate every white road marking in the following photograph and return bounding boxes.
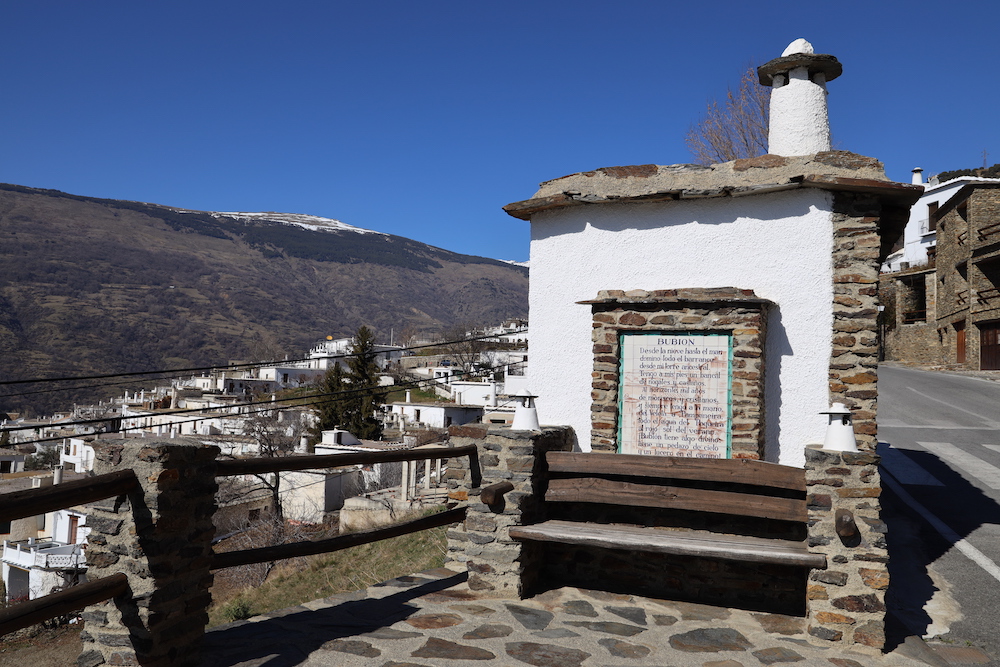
[879,446,944,486]
[880,423,998,431]
[882,470,1000,585]
[918,441,1000,490]
[984,444,1000,454]
[907,387,1000,427]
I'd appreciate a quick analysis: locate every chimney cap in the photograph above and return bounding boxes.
[758,52,842,86]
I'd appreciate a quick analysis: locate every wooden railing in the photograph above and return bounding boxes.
[0,444,479,637]
[902,308,927,323]
[979,221,1000,243]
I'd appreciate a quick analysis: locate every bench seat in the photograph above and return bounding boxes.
[509,519,827,569]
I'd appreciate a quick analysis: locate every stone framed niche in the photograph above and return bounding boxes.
[585,288,772,459]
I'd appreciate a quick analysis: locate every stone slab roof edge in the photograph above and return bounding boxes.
[503,152,923,221]
[578,287,774,307]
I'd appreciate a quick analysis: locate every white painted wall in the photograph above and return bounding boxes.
[528,189,835,467]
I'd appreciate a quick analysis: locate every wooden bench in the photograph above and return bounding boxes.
[508,451,827,570]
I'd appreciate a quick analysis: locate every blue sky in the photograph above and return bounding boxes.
[2,1,998,263]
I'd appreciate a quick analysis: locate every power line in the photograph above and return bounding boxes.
[3,360,525,445]
[0,330,526,391]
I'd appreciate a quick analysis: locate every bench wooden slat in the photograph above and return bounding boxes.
[545,477,807,523]
[509,520,827,569]
[546,452,805,493]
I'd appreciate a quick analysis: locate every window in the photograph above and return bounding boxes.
[927,202,939,232]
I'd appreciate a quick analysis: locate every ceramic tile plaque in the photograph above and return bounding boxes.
[618,332,732,458]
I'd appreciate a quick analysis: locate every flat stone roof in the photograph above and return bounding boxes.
[503,152,922,221]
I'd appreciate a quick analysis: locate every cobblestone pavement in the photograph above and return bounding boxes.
[200,568,943,667]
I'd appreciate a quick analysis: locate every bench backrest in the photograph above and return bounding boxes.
[544,452,807,523]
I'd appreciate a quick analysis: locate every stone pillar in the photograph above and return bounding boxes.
[445,425,573,596]
[80,438,219,667]
[804,445,888,653]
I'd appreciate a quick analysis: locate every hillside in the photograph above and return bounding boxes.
[0,183,527,415]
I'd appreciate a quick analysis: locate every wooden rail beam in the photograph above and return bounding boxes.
[0,470,139,524]
[0,573,129,637]
[212,507,467,570]
[215,444,478,477]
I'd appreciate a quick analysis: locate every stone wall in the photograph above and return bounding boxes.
[804,445,888,653]
[829,192,887,452]
[79,439,219,667]
[586,289,769,459]
[444,425,573,596]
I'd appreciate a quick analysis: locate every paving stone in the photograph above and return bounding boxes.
[669,628,752,652]
[320,639,381,657]
[673,602,731,621]
[505,641,591,667]
[532,629,581,639]
[421,567,462,578]
[378,575,433,588]
[506,604,555,630]
[752,614,807,636]
[564,621,646,636]
[579,589,634,602]
[751,647,805,664]
[405,613,464,629]
[381,662,432,667]
[599,637,652,658]
[362,628,423,640]
[563,600,599,617]
[827,659,864,667]
[653,614,678,626]
[605,605,647,625]
[411,638,496,660]
[418,590,481,603]
[464,624,514,639]
[449,604,496,616]
[703,661,745,667]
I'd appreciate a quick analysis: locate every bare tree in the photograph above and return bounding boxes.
[685,65,769,165]
[241,408,303,523]
[441,324,489,376]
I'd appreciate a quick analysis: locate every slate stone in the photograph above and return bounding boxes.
[449,604,496,616]
[381,662,432,667]
[673,601,731,621]
[505,641,591,667]
[599,637,652,658]
[827,659,864,667]
[563,600,598,617]
[752,613,807,635]
[379,575,433,587]
[653,614,678,626]
[532,628,581,638]
[463,624,514,639]
[752,647,805,664]
[831,594,885,613]
[703,661,746,667]
[668,628,752,652]
[564,621,646,636]
[321,639,381,657]
[605,605,647,625]
[362,628,424,640]
[580,589,633,602]
[505,604,554,630]
[405,613,464,629]
[808,626,843,642]
[411,638,496,660]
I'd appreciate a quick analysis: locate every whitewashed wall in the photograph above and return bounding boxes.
[528,188,834,467]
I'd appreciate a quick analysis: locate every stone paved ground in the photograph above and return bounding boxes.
[200,568,944,667]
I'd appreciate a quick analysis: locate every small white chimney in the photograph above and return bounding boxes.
[758,39,842,156]
[511,390,540,431]
[912,167,924,185]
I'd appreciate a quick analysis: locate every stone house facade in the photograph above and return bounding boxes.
[882,183,1000,369]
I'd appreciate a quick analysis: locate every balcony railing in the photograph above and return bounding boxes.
[2,540,87,570]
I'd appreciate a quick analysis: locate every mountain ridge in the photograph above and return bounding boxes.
[0,183,527,415]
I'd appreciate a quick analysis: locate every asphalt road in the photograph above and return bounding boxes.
[878,365,1000,660]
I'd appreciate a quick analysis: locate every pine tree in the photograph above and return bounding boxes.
[314,326,386,440]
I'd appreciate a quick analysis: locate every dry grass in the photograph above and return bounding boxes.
[0,624,82,667]
[208,515,448,627]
